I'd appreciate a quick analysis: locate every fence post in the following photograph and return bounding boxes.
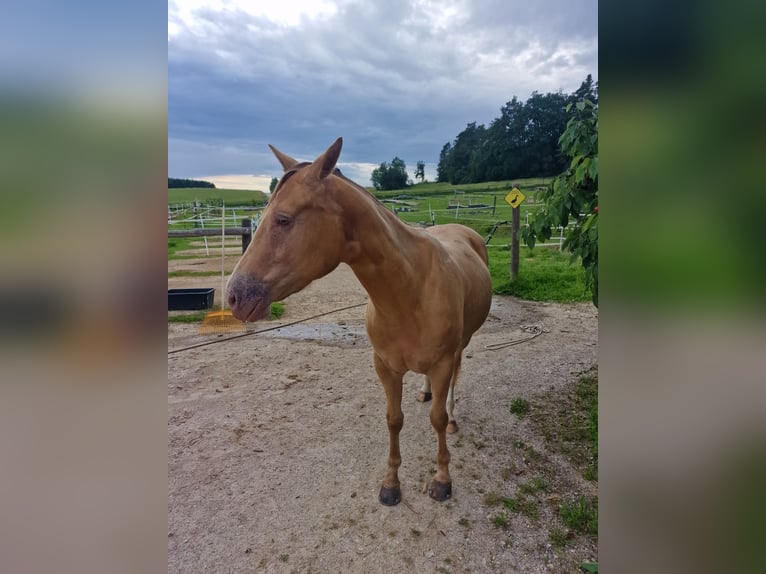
[241,218,251,253]
[510,206,520,282]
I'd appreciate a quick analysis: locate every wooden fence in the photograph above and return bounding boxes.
[168,218,253,254]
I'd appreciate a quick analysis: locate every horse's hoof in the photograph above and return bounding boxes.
[428,479,452,502]
[379,485,402,506]
[447,421,459,434]
[417,391,432,403]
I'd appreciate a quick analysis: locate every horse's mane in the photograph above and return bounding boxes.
[272,162,389,211]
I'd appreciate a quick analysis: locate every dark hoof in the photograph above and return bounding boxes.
[428,479,452,502]
[447,421,458,434]
[379,485,402,506]
[417,391,432,403]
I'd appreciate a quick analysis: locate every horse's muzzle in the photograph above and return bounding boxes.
[226,274,270,322]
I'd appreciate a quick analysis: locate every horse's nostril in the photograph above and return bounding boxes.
[227,291,237,309]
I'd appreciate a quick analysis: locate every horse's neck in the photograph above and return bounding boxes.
[338,184,429,310]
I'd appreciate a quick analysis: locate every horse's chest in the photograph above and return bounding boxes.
[367,323,452,375]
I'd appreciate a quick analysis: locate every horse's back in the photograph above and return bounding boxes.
[426,223,488,265]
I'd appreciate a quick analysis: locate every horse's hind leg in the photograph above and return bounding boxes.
[418,377,432,403]
[446,351,463,434]
[373,353,404,506]
[446,385,458,434]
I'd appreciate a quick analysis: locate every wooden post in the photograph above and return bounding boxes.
[510,206,520,282]
[492,195,497,216]
[241,218,251,253]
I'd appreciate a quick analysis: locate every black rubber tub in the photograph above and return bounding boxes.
[168,288,215,311]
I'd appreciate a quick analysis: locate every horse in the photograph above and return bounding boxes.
[226,137,492,505]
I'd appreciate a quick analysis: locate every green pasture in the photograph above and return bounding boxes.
[488,246,591,302]
[167,237,200,259]
[372,177,550,198]
[371,178,551,240]
[168,187,268,206]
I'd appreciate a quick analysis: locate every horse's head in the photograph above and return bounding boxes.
[226,137,350,322]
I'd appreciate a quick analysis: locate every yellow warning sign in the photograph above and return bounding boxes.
[504,187,526,209]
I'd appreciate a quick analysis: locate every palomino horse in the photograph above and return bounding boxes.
[226,138,492,505]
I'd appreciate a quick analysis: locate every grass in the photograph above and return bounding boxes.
[167,302,285,323]
[510,397,531,417]
[530,371,598,480]
[484,479,544,525]
[549,527,569,548]
[483,492,502,507]
[269,301,286,320]
[167,237,196,259]
[168,187,268,206]
[517,369,598,560]
[168,311,207,323]
[518,477,547,496]
[577,373,599,459]
[559,496,598,536]
[501,497,517,511]
[488,246,591,302]
[501,496,539,520]
[492,512,509,529]
[167,237,242,260]
[373,177,548,198]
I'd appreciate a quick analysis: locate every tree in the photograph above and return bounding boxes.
[435,76,595,185]
[371,156,409,190]
[436,143,452,182]
[269,177,278,193]
[521,98,598,306]
[168,177,215,189]
[441,122,487,184]
[569,74,598,107]
[415,161,426,183]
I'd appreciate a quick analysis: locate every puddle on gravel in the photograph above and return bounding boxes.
[255,321,369,348]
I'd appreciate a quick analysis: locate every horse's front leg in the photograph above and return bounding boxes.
[373,353,404,506]
[426,356,456,502]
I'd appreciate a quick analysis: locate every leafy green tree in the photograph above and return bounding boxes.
[269,177,278,193]
[436,76,595,185]
[569,73,598,107]
[415,161,426,183]
[521,98,598,306]
[520,91,570,176]
[437,143,452,182]
[441,122,487,184]
[371,156,409,190]
[168,177,215,189]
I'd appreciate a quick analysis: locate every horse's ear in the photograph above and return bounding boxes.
[268,144,300,172]
[310,137,343,180]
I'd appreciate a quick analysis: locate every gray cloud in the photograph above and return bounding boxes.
[169,0,597,186]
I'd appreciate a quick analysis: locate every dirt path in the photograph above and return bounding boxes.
[168,264,598,573]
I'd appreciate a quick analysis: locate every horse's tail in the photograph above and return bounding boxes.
[452,349,464,389]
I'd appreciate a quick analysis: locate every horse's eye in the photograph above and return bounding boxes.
[275,214,291,227]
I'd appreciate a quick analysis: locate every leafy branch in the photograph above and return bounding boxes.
[521,99,598,306]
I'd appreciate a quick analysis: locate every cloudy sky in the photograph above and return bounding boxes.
[168,0,597,190]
